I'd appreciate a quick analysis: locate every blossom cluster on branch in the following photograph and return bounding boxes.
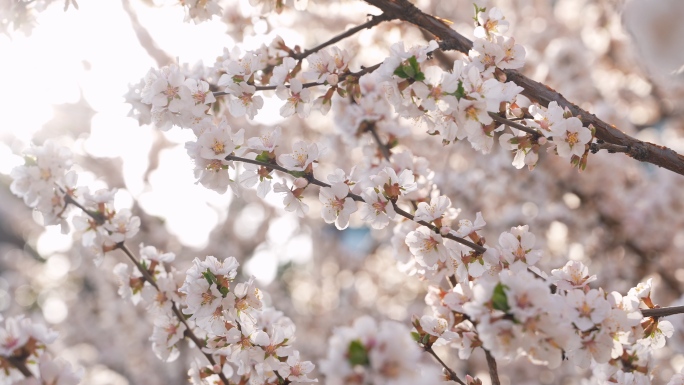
[5,0,684,385]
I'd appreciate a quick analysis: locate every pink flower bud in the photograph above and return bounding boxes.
[294,177,309,188]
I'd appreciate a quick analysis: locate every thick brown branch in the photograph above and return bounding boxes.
[641,306,684,318]
[362,0,684,176]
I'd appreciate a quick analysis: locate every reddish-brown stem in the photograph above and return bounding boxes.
[424,346,466,385]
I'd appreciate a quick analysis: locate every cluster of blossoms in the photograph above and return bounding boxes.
[0,316,82,384]
[10,2,684,385]
[117,252,317,384]
[9,141,316,384]
[411,218,674,383]
[122,7,681,383]
[10,140,142,265]
[320,316,443,385]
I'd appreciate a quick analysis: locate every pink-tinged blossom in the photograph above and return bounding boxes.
[33,353,83,385]
[150,314,186,362]
[303,47,350,84]
[141,65,188,113]
[551,117,592,158]
[273,181,309,217]
[566,330,615,368]
[277,351,317,383]
[277,79,312,118]
[378,40,439,80]
[419,315,458,342]
[406,226,448,268]
[196,121,244,161]
[218,47,267,84]
[225,82,264,119]
[565,288,611,331]
[181,0,221,23]
[239,153,273,198]
[371,167,417,199]
[319,182,357,230]
[247,126,281,152]
[469,38,505,72]
[270,57,296,86]
[10,139,73,208]
[497,36,526,70]
[320,316,441,385]
[278,141,320,172]
[550,260,597,290]
[640,319,674,349]
[360,188,396,229]
[453,212,487,238]
[498,225,542,269]
[529,101,565,134]
[628,278,653,300]
[474,7,509,39]
[183,78,216,117]
[414,195,451,223]
[103,209,141,243]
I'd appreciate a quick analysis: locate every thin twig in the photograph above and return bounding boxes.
[6,356,33,378]
[225,154,487,253]
[424,346,466,385]
[484,349,501,385]
[488,112,541,137]
[367,122,392,160]
[213,64,382,96]
[292,14,391,60]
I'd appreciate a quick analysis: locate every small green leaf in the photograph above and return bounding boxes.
[202,271,217,286]
[347,340,370,366]
[411,331,421,342]
[255,151,271,163]
[402,62,416,79]
[289,171,307,178]
[219,286,229,296]
[492,283,510,312]
[394,66,409,79]
[455,80,465,100]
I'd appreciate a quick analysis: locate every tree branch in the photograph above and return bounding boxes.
[424,346,466,385]
[63,201,231,385]
[292,14,392,60]
[225,154,486,253]
[361,0,684,176]
[641,305,684,318]
[484,349,501,385]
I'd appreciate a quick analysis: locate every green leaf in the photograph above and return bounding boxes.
[219,286,229,296]
[455,80,465,100]
[402,62,416,79]
[411,331,421,342]
[492,283,510,312]
[255,151,271,163]
[202,271,217,286]
[289,171,307,178]
[347,340,370,366]
[394,66,409,79]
